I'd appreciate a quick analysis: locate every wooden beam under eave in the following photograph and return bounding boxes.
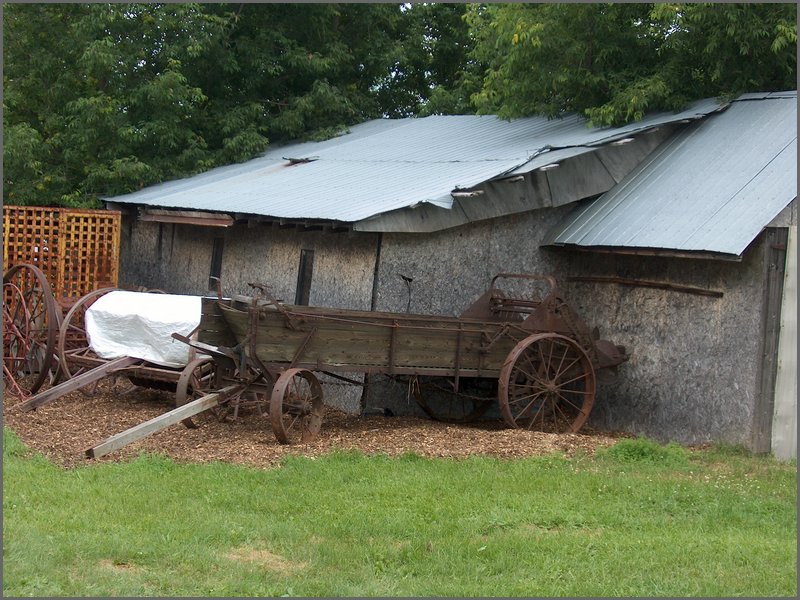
[139,212,234,227]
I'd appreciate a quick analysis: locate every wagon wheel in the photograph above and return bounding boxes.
[3,264,60,397]
[498,333,596,433]
[270,368,324,444]
[57,287,118,395]
[175,357,218,429]
[411,376,495,423]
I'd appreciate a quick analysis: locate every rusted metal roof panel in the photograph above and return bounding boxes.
[543,92,797,257]
[103,98,724,225]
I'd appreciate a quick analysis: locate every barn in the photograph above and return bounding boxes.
[103,90,797,457]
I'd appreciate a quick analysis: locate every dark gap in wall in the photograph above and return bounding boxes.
[295,249,314,305]
[370,233,383,311]
[209,237,224,290]
[157,223,164,261]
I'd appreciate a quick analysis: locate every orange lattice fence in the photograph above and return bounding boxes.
[3,205,121,305]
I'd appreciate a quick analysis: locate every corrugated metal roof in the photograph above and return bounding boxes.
[103,97,724,223]
[542,91,797,257]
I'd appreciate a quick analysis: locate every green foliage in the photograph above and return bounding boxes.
[706,442,755,458]
[3,427,797,597]
[4,3,230,205]
[467,2,797,126]
[468,3,666,122]
[599,437,690,467]
[375,3,476,117]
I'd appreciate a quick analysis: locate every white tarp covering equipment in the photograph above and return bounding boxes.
[85,291,202,368]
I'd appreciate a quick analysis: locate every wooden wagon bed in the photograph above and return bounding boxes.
[205,298,525,379]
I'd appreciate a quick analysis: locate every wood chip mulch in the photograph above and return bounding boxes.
[3,379,629,470]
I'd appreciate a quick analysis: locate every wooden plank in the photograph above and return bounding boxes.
[772,224,796,460]
[752,227,789,453]
[85,384,241,459]
[198,309,239,346]
[231,308,514,371]
[216,295,525,373]
[254,325,517,368]
[171,332,236,360]
[18,356,140,412]
[223,299,506,330]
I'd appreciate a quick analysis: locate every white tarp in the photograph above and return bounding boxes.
[85,290,202,368]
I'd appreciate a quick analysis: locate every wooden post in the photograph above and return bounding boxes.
[85,384,241,459]
[388,320,398,374]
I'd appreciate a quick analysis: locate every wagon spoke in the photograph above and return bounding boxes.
[518,397,547,429]
[512,363,548,386]
[507,374,551,429]
[551,397,577,428]
[546,340,558,374]
[176,357,220,428]
[553,388,583,413]
[507,385,548,406]
[557,370,592,389]
[551,352,580,380]
[285,412,302,431]
[524,399,549,430]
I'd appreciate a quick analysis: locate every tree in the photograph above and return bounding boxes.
[4,3,233,205]
[3,3,415,206]
[196,3,401,143]
[373,2,476,117]
[464,2,797,126]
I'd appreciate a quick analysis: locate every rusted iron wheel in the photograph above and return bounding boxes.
[3,264,60,397]
[56,287,118,394]
[175,357,218,429]
[270,368,324,444]
[498,333,596,433]
[411,376,495,423]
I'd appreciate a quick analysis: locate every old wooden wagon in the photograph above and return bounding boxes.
[182,273,628,442]
[18,273,629,456]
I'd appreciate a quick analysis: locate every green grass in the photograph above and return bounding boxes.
[3,427,796,597]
